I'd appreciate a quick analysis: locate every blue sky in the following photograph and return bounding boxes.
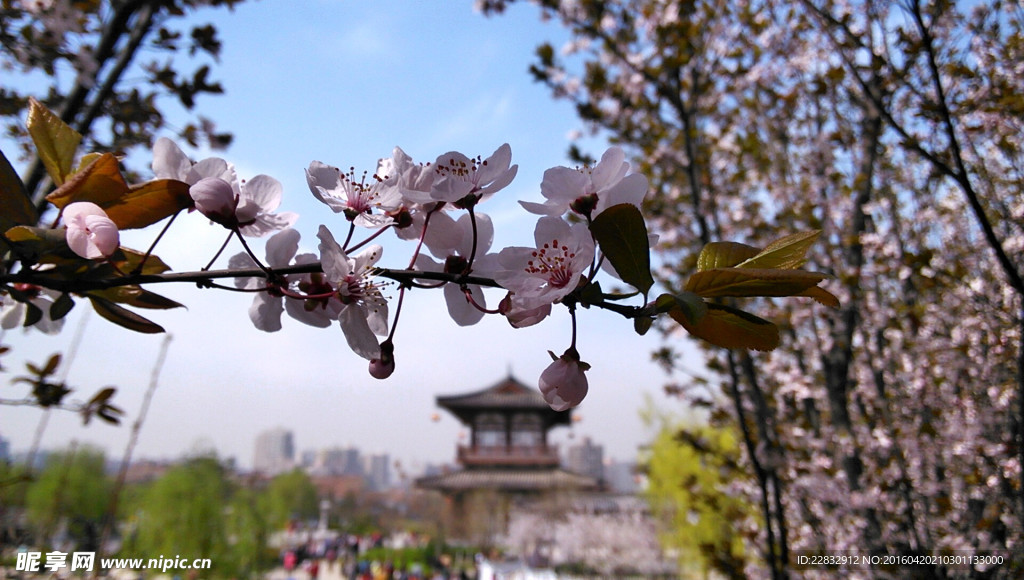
[1,1,698,474]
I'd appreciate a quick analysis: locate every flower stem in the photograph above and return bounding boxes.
[132,210,180,275]
[203,231,234,271]
[232,228,273,277]
[348,224,391,254]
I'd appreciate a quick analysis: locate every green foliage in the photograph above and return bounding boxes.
[589,203,654,297]
[25,445,112,551]
[123,454,278,578]
[126,454,231,560]
[643,418,754,579]
[259,468,320,530]
[223,487,274,577]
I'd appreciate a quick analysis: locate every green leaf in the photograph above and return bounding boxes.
[27,97,82,186]
[88,296,166,334]
[671,303,780,351]
[654,291,707,325]
[696,242,759,271]
[736,230,821,270]
[102,179,192,229]
[684,268,829,298]
[590,203,654,296]
[0,148,38,232]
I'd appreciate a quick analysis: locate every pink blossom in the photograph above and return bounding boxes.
[305,159,402,227]
[189,177,237,226]
[63,202,119,259]
[520,146,647,219]
[494,216,595,310]
[498,293,552,328]
[403,143,518,207]
[317,226,389,361]
[538,348,591,411]
[414,212,500,326]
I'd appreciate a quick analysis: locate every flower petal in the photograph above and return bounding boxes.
[249,293,284,332]
[265,228,301,268]
[152,138,192,180]
[444,283,485,326]
[340,305,381,360]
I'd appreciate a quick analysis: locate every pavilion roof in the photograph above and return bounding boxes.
[435,375,572,426]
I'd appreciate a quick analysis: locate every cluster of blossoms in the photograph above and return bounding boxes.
[8,101,833,421]
[53,141,647,410]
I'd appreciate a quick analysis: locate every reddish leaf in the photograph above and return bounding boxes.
[46,153,129,209]
[671,303,780,351]
[88,295,166,334]
[685,267,829,298]
[102,179,192,230]
[696,241,759,271]
[0,148,38,231]
[736,230,821,270]
[27,97,82,186]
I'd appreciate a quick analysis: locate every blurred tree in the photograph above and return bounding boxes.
[223,485,272,577]
[259,468,319,530]
[484,0,1023,576]
[24,444,111,551]
[0,0,245,205]
[643,417,755,579]
[126,453,230,562]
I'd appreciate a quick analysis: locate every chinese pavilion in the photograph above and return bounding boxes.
[416,374,600,543]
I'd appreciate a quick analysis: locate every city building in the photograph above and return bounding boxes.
[416,375,600,544]
[603,459,640,494]
[364,453,391,490]
[565,436,604,483]
[253,427,295,476]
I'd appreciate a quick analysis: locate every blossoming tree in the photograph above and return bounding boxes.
[479,0,1023,576]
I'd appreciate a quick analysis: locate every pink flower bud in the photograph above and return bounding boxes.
[368,339,395,379]
[369,358,395,379]
[538,348,590,411]
[190,177,238,226]
[64,202,119,259]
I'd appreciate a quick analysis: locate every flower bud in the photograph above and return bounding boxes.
[538,348,590,411]
[368,339,395,379]
[369,358,395,379]
[190,177,238,226]
[64,202,119,259]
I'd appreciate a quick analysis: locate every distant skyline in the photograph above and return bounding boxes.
[0,1,702,473]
